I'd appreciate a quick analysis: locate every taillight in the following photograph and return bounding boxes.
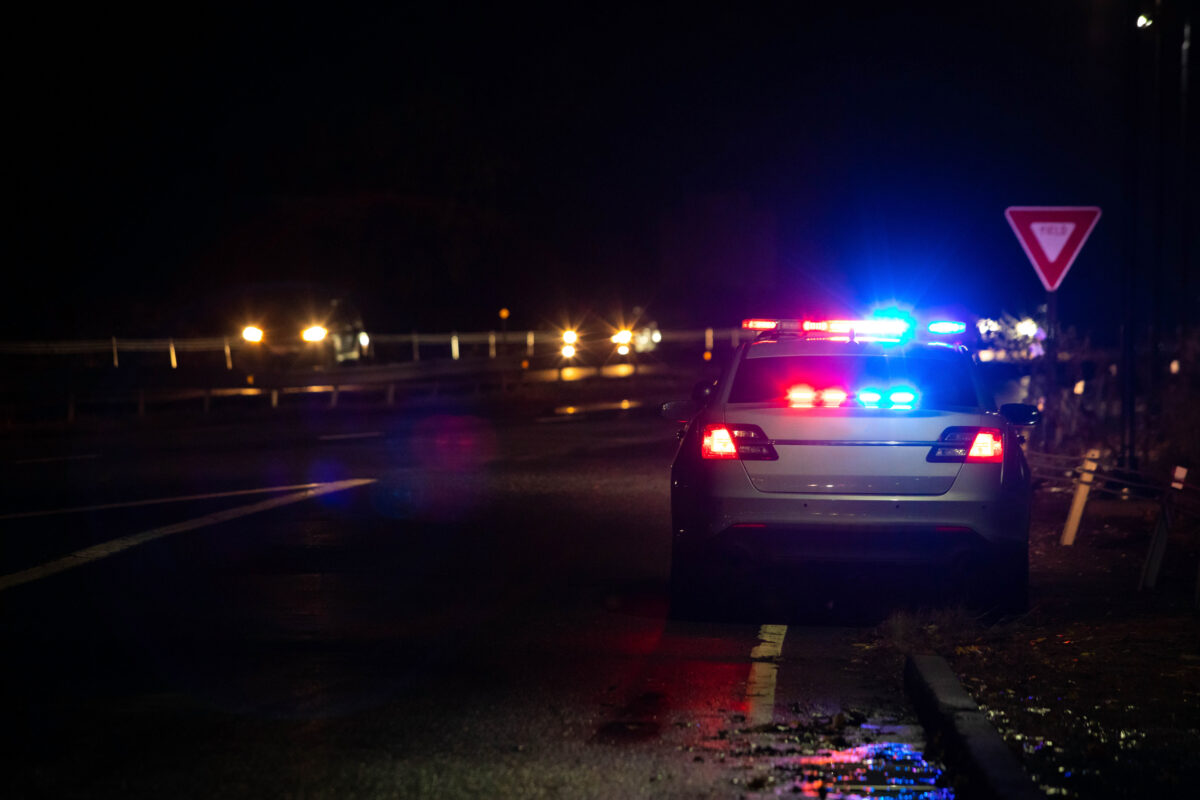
[701,425,738,459]
[966,430,1003,463]
[701,424,778,460]
[928,427,1004,463]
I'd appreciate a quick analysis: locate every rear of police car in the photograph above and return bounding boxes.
[666,317,1039,617]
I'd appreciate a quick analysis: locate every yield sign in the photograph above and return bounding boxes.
[1005,206,1102,292]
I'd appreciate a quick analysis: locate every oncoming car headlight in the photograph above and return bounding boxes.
[302,325,328,343]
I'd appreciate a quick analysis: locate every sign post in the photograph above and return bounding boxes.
[1005,206,1102,451]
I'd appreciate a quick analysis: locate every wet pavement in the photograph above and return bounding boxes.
[0,409,956,798]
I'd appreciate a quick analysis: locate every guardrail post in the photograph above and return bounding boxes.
[224,338,233,370]
[412,331,420,362]
[451,334,460,361]
[169,338,178,369]
[526,331,535,357]
[330,385,339,408]
[270,389,279,409]
[705,328,714,351]
[1140,466,1185,592]
[488,332,497,358]
[1060,448,1101,546]
[112,337,119,368]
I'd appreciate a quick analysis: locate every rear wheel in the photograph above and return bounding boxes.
[668,547,711,620]
[943,544,1028,617]
[992,545,1029,615]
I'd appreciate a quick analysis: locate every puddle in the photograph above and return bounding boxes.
[767,741,954,798]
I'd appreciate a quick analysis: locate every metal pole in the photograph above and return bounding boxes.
[1042,291,1058,451]
[169,338,177,369]
[111,337,119,368]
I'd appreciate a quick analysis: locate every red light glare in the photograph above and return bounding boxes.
[966,430,1003,463]
[701,425,739,459]
[787,385,816,408]
[822,388,848,407]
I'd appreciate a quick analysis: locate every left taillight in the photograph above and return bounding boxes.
[701,424,778,460]
[927,427,1004,463]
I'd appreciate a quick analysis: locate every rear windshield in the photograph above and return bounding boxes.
[728,354,979,408]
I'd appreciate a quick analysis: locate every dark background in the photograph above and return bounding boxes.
[8,1,1196,340]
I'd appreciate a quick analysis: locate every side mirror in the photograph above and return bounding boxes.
[661,400,698,422]
[1000,403,1041,427]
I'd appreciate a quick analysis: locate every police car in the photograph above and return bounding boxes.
[662,315,1041,618]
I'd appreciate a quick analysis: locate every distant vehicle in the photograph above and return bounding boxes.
[661,315,1040,618]
[558,320,660,362]
[220,283,371,368]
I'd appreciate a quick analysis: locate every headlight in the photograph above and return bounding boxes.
[561,344,577,358]
[562,330,578,345]
[302,325,328,343]
[612,329,633,345]
[242,326,264,343]
[358,331,370,348]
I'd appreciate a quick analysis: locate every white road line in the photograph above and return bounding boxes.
[0,482,335,521]
[0,478,376,593]
[11,454,99,465]
[317,431,383,441]
[745,624,788,726]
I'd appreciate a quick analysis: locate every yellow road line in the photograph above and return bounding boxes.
[0,478,376,593]
[745,624,788,726]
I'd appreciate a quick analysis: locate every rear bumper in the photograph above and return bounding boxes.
[671,469,1031,559]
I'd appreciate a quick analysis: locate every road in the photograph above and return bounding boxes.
[0,396,952,798]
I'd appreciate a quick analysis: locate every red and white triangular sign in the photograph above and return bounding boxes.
[1005,206,1102,292]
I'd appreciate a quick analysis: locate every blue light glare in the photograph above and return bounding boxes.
[928,320,967,335]
[889,387,919,409]
[858,389,883,407]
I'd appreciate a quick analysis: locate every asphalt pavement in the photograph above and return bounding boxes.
[0,401,960,798]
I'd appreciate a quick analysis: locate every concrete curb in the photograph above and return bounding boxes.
[905,653,1044,800]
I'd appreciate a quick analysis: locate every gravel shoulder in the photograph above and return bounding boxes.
[868,492,1200,799]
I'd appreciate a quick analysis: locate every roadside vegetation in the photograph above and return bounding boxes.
[867,493,1200,799]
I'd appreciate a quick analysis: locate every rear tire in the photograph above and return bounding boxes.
[668,549,711,620]
[992,546,1029,616]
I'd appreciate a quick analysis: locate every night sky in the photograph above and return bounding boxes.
[10,2,1195,340]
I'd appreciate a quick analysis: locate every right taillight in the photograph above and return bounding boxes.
[701,424,778,460]
[928,427,1004,463]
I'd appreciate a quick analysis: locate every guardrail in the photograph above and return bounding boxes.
[1028,450,1199,606]
[0,328,745,368]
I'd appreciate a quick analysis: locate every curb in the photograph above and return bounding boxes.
[905,653,1044,800]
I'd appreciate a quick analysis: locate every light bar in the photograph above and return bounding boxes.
[742,318,808,331]
[803,319,910,337]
